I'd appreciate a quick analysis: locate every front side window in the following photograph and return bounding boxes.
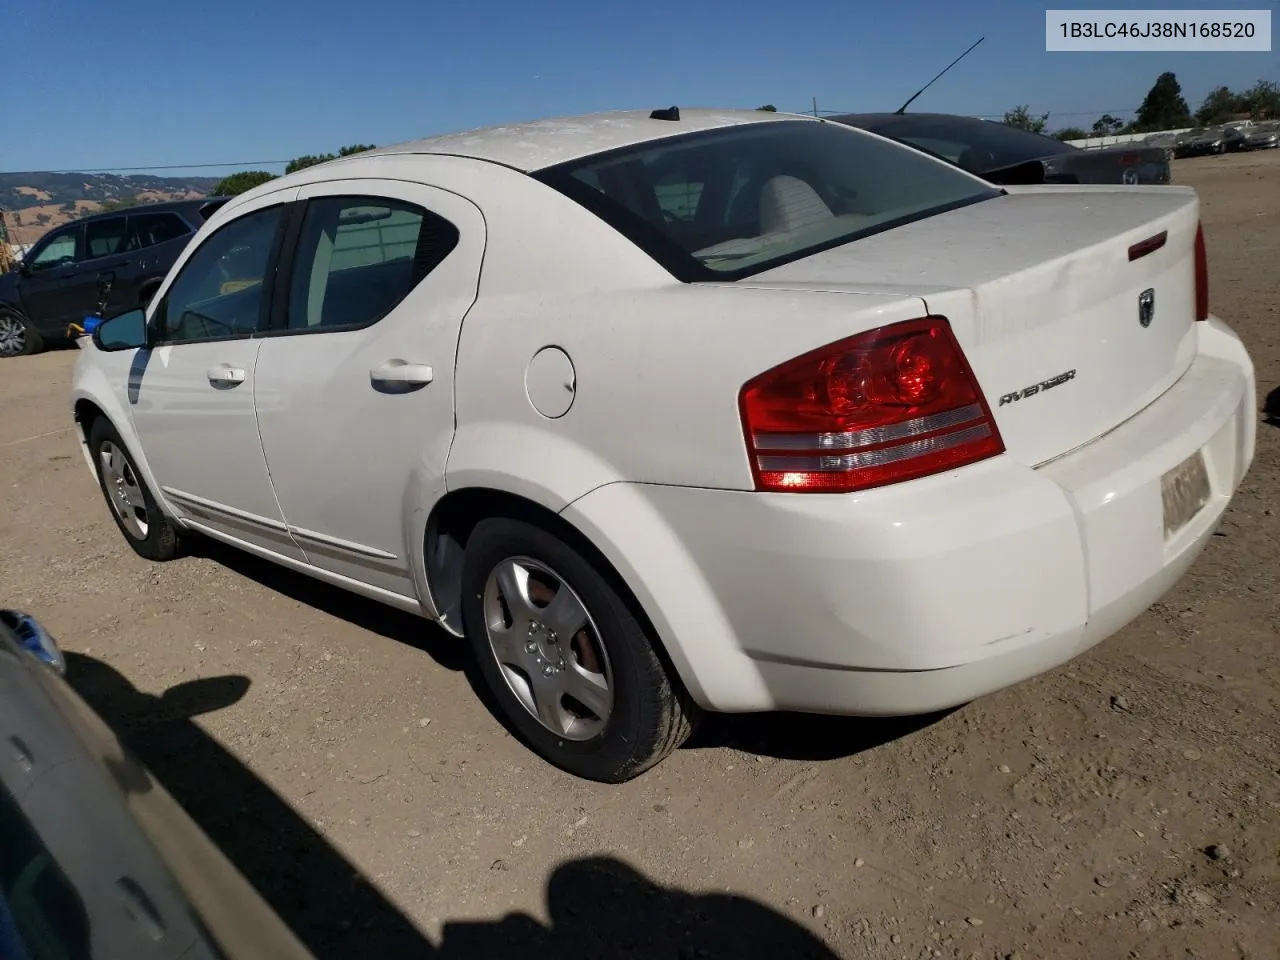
[156,206,282,344]
[125,212,190,251]
[28,228,79,270]
[84,217,128,259]
[536,120,999,280]
[285,196,458,331]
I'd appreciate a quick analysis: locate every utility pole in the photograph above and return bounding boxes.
[812,96,819,117]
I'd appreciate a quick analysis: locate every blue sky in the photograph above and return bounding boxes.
[1,0,1274,175]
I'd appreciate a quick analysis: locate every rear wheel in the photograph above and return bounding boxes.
[461,518,697,782]
[88,418,182,561]
[0,306,41,357]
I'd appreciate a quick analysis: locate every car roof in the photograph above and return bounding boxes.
[351,108,809,172]
[75,197,222,224]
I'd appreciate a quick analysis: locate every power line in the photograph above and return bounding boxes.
[0,160,289,175]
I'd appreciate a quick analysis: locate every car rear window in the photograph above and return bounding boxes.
[535,120,999,281]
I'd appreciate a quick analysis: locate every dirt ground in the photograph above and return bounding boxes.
[2,150,1278,960]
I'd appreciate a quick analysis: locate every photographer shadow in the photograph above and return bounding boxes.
[63,653,839,960]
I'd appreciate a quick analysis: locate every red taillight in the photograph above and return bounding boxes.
[1194,222,1209,321]
[739,317,1005,494]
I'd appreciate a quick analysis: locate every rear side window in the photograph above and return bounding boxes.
[536,120,999,281]
[285,196,458,331]
[84,217,127,259]
[125,212,190,250]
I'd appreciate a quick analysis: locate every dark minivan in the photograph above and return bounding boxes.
[0,198,227,358]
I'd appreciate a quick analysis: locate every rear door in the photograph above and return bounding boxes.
[253,180,483,601]
[77,215,133,316]
[117,210,196,312]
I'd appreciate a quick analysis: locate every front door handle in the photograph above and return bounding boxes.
[370,360,433,388]
[206,364,246,386]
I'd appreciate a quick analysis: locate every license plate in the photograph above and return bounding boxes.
[1161,449,1211,539]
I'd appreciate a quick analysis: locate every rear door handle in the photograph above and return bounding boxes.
[370,360,433,387]
[206,364,246,386]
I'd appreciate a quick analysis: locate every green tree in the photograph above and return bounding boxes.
[1002,105,1049,134]
[285,154,332,174]
[1053,127,1089,141]
[1241,79,1280,120]
[212,170,277,196]
[756,104,777,112]
[285,144,378,174]
[1134,71,1191,131]
[1195,85,1244,126]
[1091,113,1125,135]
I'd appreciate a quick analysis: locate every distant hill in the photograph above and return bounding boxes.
[0,171,220,245]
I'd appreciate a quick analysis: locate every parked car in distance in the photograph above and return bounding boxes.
[72,109,1254,782]
[830,112,1171,186]
[0,198,228,358]
[1173,126,1248,158]
[0,609,315,959]
[1241,121,1279,150]
[1142,131,1182,161]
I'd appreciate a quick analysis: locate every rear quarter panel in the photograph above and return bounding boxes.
[451,284,929,506]
[441,162,945,507]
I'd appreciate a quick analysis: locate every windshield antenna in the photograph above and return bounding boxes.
[894,36,984,115]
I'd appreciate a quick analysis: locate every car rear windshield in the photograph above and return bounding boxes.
[535,120,1000,281]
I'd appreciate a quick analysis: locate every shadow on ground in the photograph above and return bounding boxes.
[188,538,940,765]
[1263,386,1280,427]
[188,538,469,672]
[687,708,951,761]
[64,653,840,959]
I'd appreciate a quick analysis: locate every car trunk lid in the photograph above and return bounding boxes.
[740,185,1202,467]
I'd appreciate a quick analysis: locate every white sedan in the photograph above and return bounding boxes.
[71,108,1256,782]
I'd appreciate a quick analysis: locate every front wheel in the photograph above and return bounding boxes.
[0,306,41,358]
[461,518,697,782]
[88,418,182,561]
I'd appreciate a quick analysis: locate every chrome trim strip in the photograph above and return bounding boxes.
[287,525,399,562]
[753,404,983,451]
[161,486,289,531]
[758,423,992,472]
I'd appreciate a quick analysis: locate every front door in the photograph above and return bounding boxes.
[253,180,483,601]
[128,188,304,559]
[17,224,84,334]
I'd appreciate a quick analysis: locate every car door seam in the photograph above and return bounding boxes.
[248,337,312,562]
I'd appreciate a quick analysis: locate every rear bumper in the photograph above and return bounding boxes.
[563,317,1255,715]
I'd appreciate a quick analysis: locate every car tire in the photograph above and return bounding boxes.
[0,306,41,358]
[88,417,182,562]
[461,517,697,782]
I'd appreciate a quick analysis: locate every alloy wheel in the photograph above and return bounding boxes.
[0,314,26,357]
[482,556,614,741]
[98,441,150,539]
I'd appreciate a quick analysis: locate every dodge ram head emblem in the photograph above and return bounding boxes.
[1138,288,1155,328]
